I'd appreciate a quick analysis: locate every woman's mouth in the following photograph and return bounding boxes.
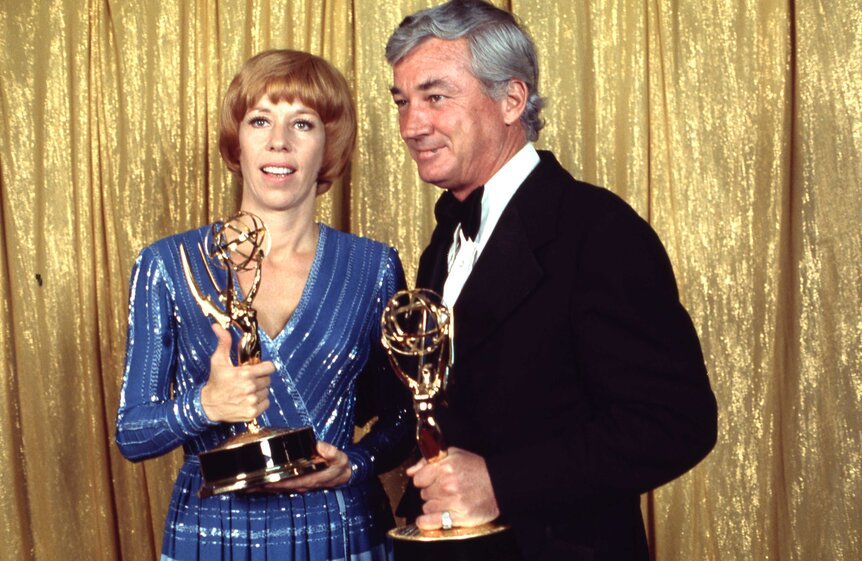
[261,165,296,176]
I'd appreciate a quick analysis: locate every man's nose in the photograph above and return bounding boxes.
[400,106,431,139]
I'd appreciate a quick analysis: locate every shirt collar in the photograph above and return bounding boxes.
[475,142,540,248]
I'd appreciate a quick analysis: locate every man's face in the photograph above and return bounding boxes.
[391,38,517,198]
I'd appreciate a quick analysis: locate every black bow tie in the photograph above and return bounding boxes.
[434,186,485,241]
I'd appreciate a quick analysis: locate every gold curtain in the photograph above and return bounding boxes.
[1,0,859,559]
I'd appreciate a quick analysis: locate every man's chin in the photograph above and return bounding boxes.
[420,179,453,191]
[416,169,444,188]
[415,162,453,187]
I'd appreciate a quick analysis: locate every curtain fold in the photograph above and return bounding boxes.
[0,1,859,559]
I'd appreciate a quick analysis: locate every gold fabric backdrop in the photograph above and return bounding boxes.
[0,0,859,559]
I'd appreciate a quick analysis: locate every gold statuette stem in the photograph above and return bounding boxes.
[414,396,447,463]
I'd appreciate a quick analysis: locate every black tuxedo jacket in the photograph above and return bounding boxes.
[408,151,717,561]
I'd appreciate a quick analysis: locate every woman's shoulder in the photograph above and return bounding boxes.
[319,225,404,286]
[134,225,211,273]
[320,224,397,258]
[141,225,209,253]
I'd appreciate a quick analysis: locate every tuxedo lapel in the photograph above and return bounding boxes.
[453,206,542,359]
[453,153,565,360]
[416,224,451,293]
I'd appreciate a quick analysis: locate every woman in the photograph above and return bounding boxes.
[116,50,413,561]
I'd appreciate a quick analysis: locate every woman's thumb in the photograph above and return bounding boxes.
[211,323,233,361]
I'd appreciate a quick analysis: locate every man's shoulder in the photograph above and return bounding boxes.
[523,151,642,227]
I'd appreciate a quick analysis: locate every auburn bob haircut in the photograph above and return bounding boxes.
[219,50,356,193]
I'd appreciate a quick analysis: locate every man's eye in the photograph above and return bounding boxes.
[393,99,407,108]
[429,95,444,103]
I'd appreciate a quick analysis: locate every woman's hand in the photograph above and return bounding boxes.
[263,441,352,493]
[201,323,275,423]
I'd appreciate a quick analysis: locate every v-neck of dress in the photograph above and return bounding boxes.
[254,223,327,352]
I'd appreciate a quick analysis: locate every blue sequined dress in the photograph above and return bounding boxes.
[116,223,413,561]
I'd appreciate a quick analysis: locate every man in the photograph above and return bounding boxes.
[385,2,718,560]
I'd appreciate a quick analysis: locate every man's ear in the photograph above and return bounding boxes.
[502,79,528,126]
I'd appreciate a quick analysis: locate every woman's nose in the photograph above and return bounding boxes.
[268,123,291,151]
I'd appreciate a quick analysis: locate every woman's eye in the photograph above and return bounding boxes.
[294,119,314,130]
[248,116,269,127]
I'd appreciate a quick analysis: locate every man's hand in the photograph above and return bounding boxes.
[408,447,501,530]
[262,441,351,493]
[201,323,275,423]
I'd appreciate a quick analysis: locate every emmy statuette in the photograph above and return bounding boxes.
[180,211,326,497]
[381,289,517,560]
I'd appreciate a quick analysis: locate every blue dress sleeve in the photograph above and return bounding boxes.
[344,247,416,483]
[115,246,217,462]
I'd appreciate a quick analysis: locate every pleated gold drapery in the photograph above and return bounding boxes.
[0,0,859,560]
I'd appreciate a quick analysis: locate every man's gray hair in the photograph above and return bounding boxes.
[385,0,545,142]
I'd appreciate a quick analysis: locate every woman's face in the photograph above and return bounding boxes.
[238,95,326,216]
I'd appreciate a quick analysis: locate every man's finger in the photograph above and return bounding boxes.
[406,457,428,477]
[415,511,451,531]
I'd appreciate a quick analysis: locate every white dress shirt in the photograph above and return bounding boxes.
[442,143,541,307]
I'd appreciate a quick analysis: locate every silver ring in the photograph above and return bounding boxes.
[441,510,453,530]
